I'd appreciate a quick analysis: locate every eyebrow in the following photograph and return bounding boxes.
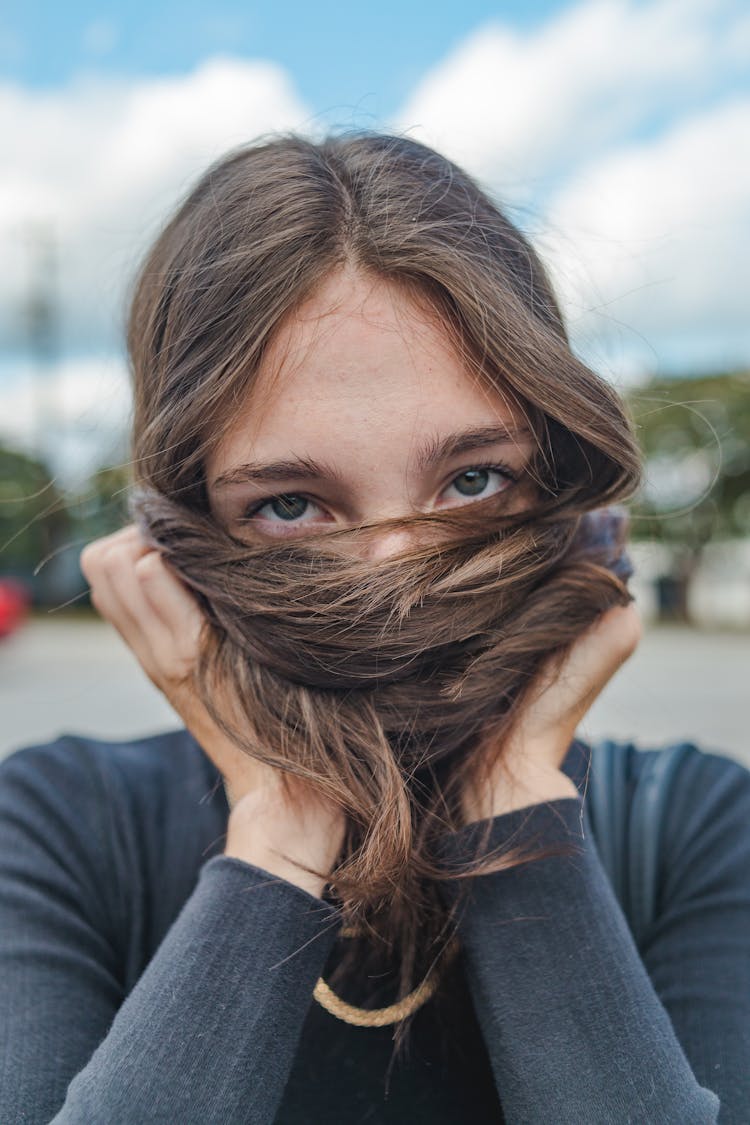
[211,422,532,490]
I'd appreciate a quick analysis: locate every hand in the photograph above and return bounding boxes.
[462,601,643,823]
[79,524,345,897]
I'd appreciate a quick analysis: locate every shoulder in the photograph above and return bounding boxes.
[0,729,230,963]
[638,740,750,895]
[570,733,750,820]
[581,735,750,910]
[618,736,750,839]
[0,726,227,830]
[0,726,229,862]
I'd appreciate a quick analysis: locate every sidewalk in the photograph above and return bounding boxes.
[1,617,748,768]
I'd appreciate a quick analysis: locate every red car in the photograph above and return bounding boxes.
[0,578,30,638]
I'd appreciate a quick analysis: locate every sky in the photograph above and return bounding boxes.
[1,0,749,481]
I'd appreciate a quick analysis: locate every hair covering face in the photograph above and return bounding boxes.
[130,488,632,773]
[123,129,646,1056]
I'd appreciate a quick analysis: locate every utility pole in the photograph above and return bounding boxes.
[22,221,71,605]
[24,220,60,462]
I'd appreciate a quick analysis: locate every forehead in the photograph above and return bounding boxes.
[256,269,482,398]
[208,268,523,474]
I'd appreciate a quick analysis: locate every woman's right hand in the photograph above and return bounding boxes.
[79,524,345,899]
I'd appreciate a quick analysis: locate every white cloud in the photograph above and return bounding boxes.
[0,0,749,468]
[0,355,132,486]
[391,0,750,377]
[392,0,747,197]
[540,97,750,374]
[0,57,313,356]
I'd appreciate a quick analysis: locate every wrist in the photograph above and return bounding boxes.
[223,835,329,899]
[224,789,344,901]
[489,770,579,818]
[463,764,580,824]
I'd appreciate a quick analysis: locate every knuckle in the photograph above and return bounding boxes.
[624,610,643,650]
[134,551,162,580]
[79,540,105,576]
[88,588,113,624]
[173,641,199,671]
[98,542,125,574]
[611,604,642,660]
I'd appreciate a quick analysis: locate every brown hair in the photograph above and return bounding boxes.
[126,131,642,1059]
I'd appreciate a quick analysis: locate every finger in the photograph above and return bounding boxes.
[80,522,150,558]
[561,603,642,689]
[85,526,204,651]
[82,524,155,602]
[89,562,171,680]
[132,552,205,668]
[81,529,266,800]
[133,551,204,638]
[503,602,642,763]
[83,531,180,681]
[536,602,640,685]
[80,524,152,593]
[84,525,202,637]
[81,526,153,629]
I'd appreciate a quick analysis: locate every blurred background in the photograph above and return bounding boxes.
[1,0,748,764]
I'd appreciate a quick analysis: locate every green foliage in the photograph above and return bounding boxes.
[0,443,133,606]
[67,463,132,542]
[0,445,70,585]
[626,370,750,547]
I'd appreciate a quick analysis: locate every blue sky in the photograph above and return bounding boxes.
[2,2,572,117]
[1,0,749,479]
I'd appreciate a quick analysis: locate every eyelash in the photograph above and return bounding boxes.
[241,460,521,522]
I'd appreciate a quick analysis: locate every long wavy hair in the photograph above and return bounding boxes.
[126,131,642,1058]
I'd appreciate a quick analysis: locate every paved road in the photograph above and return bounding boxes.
[2,617,748,768]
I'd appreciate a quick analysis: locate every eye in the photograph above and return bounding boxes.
[238,461,520,538]
[242,493,323,528]
[442,463,518,504]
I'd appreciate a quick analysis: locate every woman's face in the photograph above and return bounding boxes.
[206,266,536,560]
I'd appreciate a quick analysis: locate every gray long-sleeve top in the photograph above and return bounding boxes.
[0,728,748,1123]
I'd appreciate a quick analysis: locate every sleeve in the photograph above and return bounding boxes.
[0,739,341,1125]
[437,784,736,1125]
[640,749,750,1124]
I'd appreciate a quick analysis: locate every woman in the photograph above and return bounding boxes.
[1,132,748,1124]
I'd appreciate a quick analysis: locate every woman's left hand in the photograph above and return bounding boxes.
[461,601,643,823]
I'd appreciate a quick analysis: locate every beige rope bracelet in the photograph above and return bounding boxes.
[312,928,461,1028]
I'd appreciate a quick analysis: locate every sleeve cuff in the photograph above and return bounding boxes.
[434,796,586,903]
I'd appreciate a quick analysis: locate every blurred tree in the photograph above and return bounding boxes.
[62,462,133,608]
[68,463,132,543]
[0,446,134,608]
[626,370,750,620]
[0,443,71,603]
